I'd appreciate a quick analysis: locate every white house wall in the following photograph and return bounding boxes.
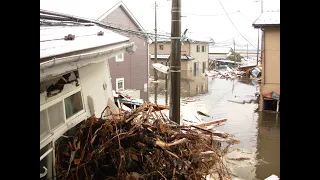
[78,60,114,116]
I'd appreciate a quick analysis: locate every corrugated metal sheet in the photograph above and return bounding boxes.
[150,54,195,60]
[40,25,129,58]
[253,11,280,26]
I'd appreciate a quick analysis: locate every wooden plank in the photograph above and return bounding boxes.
[195,118,227,128]
[148,103,170,110]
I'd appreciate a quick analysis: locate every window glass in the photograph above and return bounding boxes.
[48,101,64,130]
[64,92,83,119]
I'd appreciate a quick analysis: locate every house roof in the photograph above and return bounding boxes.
[253,11,280,28]
[97,1,147,33]
[209,47,232,54]
[40,0,150,41]
[150,54,195,60]
[40,25,129,59]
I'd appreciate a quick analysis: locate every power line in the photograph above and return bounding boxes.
[239,11,254,23]
[182,10,239,17]
[217,0,257,49]
[214,34,240,44]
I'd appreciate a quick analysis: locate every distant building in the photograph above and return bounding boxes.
[208,47,233,60]
[149,38,210,76]
[253,11,280,112]
[97,1,151,101]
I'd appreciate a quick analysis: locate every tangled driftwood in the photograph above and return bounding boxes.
[54,103,237,180]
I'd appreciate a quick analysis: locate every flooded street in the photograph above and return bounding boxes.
[149,71,280,180]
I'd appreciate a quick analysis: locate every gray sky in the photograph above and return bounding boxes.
[40,0,280,50]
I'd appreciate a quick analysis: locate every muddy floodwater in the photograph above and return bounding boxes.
[149,70,280,180]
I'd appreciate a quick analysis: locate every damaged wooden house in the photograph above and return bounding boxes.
[40,12,137,179]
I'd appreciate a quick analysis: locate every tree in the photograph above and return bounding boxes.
[226,52,243,62]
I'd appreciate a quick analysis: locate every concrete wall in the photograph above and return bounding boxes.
[100,6,149,101]
[260,26,280,110]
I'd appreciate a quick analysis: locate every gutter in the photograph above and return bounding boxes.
[40,42,134,70]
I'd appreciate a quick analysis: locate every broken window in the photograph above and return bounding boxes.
[41,71,79,97]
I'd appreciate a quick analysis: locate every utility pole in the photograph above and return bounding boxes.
[169,0,181,124]
[165,57,169,105]
[256,0,263,65]
[233,39,236,60]
[154,1,158,104]
[246,44,248,59]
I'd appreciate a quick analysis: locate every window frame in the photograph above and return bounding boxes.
[116,78,125,92]
[196,45,200,52]
[40,87,85,144]
[115,53,124,62]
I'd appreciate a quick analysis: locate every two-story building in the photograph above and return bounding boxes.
[149,38,209,78]
[253,11,280,112]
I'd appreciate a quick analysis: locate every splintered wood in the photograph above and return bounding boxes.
[55,102,237,180]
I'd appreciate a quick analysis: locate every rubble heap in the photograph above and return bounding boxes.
[55,103,237,180]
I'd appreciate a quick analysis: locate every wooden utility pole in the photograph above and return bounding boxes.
[154,1,158,104]
[256,0,263,65]
[169,0,181,124]
[247,44,249,59]
[233,39,236,60]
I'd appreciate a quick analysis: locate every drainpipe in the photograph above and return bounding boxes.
[262,28,265,85]
[40,43,134,70]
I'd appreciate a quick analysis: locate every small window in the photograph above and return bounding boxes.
[159,45,164,50]
[64,91,83,119]
[116,78,124,92]
[196,45,200,52]
[203,62,206,73]
[48,101,65,130]
[202,45,206,52]
[116,53,124,62]
[40,110,49,141]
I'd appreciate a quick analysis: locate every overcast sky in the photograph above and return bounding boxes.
[41,0,280,50]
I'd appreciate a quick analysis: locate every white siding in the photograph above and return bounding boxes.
[78,61,114,116]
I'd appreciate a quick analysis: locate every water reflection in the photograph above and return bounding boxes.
[149,70,208,100]
[149,73,279,180]
[255,113,280,179]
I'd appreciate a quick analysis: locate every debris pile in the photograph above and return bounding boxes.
[55,102,238,180]
[205,65,261,81]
